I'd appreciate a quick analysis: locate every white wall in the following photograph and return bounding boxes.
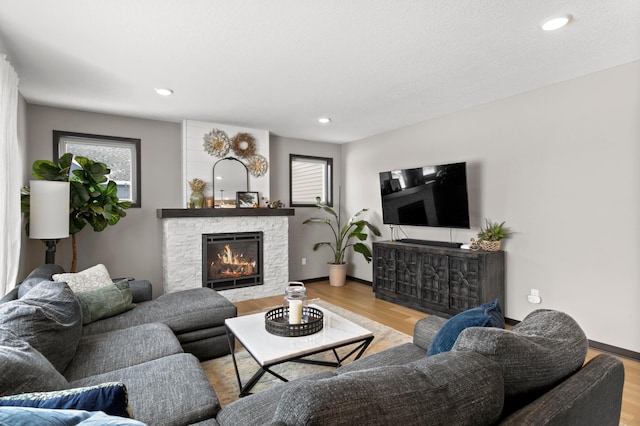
[343,61,640,353]
[182,120,270,206]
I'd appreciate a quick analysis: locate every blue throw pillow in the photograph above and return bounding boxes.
[0,407,147,425]
[0,382,130,418]
[427,299,504,356]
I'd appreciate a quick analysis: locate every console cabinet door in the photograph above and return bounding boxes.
[448,256,481,310]
[396,248,420,297]
[418,252,448,308]
[373,245,396,293]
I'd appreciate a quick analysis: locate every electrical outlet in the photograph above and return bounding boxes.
[527,294,542,304]
[528,288,541,304]
[301,258,306,266]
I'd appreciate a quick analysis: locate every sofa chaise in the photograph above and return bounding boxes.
[0,264,237,425]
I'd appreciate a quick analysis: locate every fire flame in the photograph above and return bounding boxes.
[210,244,256,278]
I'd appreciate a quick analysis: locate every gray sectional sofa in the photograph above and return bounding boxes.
[0,264,626,425]
[0,264,237,426]
[214,309,625,426]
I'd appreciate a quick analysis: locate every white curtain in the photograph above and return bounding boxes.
[0,55,21,295]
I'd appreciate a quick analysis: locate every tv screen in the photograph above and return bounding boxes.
[379,162,470,229]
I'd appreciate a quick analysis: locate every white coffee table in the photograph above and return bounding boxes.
[225,303,374,396]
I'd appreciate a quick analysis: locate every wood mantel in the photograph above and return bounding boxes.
[157,208,295,218]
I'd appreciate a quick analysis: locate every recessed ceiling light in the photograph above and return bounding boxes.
[318,117,332,124]
[541,14,572,31]
[155,88,174,96]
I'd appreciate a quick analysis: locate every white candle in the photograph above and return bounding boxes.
[289,299,303,324]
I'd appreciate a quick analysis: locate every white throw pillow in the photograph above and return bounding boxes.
[52,264,113,293]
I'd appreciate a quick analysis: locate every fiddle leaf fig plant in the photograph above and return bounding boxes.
[21,152,131,271]
[303,197,381,264]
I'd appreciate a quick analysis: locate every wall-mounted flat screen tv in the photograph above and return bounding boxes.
[379,162,470,229]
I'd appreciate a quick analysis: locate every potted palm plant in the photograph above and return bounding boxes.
[477,219,512,251]
[303,197,381,286]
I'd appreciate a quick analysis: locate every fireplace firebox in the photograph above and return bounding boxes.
[202,232,263,290]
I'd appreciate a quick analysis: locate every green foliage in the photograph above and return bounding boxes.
[477,219,512,241]
[21,152,131,236]
[303,197,381,264]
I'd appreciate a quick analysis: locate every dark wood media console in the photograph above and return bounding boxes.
[372,240,505,318]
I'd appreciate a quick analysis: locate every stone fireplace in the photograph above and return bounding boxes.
[158,208,294,302]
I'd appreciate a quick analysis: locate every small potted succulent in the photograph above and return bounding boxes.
[477,219,512,251]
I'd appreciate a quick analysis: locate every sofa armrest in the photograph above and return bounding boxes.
[412,315,447,351]
[498,354,624,426]
[128,280,153,303]
[0,287,19,304]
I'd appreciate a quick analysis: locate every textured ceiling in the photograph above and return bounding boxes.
[0,0,638,143]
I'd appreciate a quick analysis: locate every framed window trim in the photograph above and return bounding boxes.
[289,154,333,207]
[53,130,141,208]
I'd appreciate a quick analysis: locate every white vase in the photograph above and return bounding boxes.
[328,263,347,287]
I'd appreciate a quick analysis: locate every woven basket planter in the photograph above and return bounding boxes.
[481,240,502,252]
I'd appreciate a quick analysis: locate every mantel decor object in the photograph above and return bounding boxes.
[231,133,256,158]
[203,129,230,158]
[247,154,268,177]
[188,178,207,209]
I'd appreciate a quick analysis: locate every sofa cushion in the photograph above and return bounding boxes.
[0,382,130,418]
[0,281,82,372]
[270,351,503,426]
[453,309,588,405]
[75,280,135,325]
[52,264,113,293]
[64,323,183,382]
[0,329,69,397]
[427,299,504,356]
[69,354,220,426]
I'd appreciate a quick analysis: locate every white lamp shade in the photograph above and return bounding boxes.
[29,180,70,239]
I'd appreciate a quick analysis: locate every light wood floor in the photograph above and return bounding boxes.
[234,280,639,426]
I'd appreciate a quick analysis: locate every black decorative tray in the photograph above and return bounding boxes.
[264,306,324,337]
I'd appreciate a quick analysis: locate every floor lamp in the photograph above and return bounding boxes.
[29,180,70,264]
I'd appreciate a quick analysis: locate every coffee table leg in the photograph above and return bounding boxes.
[226,327,245,395]
[226,326,290,397]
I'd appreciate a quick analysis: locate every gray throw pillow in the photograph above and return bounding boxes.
[17,264,65,298]
[0,281,82,373]
[452,309,588,404]
[0,329,69,397]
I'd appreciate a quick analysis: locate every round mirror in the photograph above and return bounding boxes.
[213,157,248,207]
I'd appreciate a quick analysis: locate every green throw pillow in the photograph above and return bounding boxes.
[76,280,135,325]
